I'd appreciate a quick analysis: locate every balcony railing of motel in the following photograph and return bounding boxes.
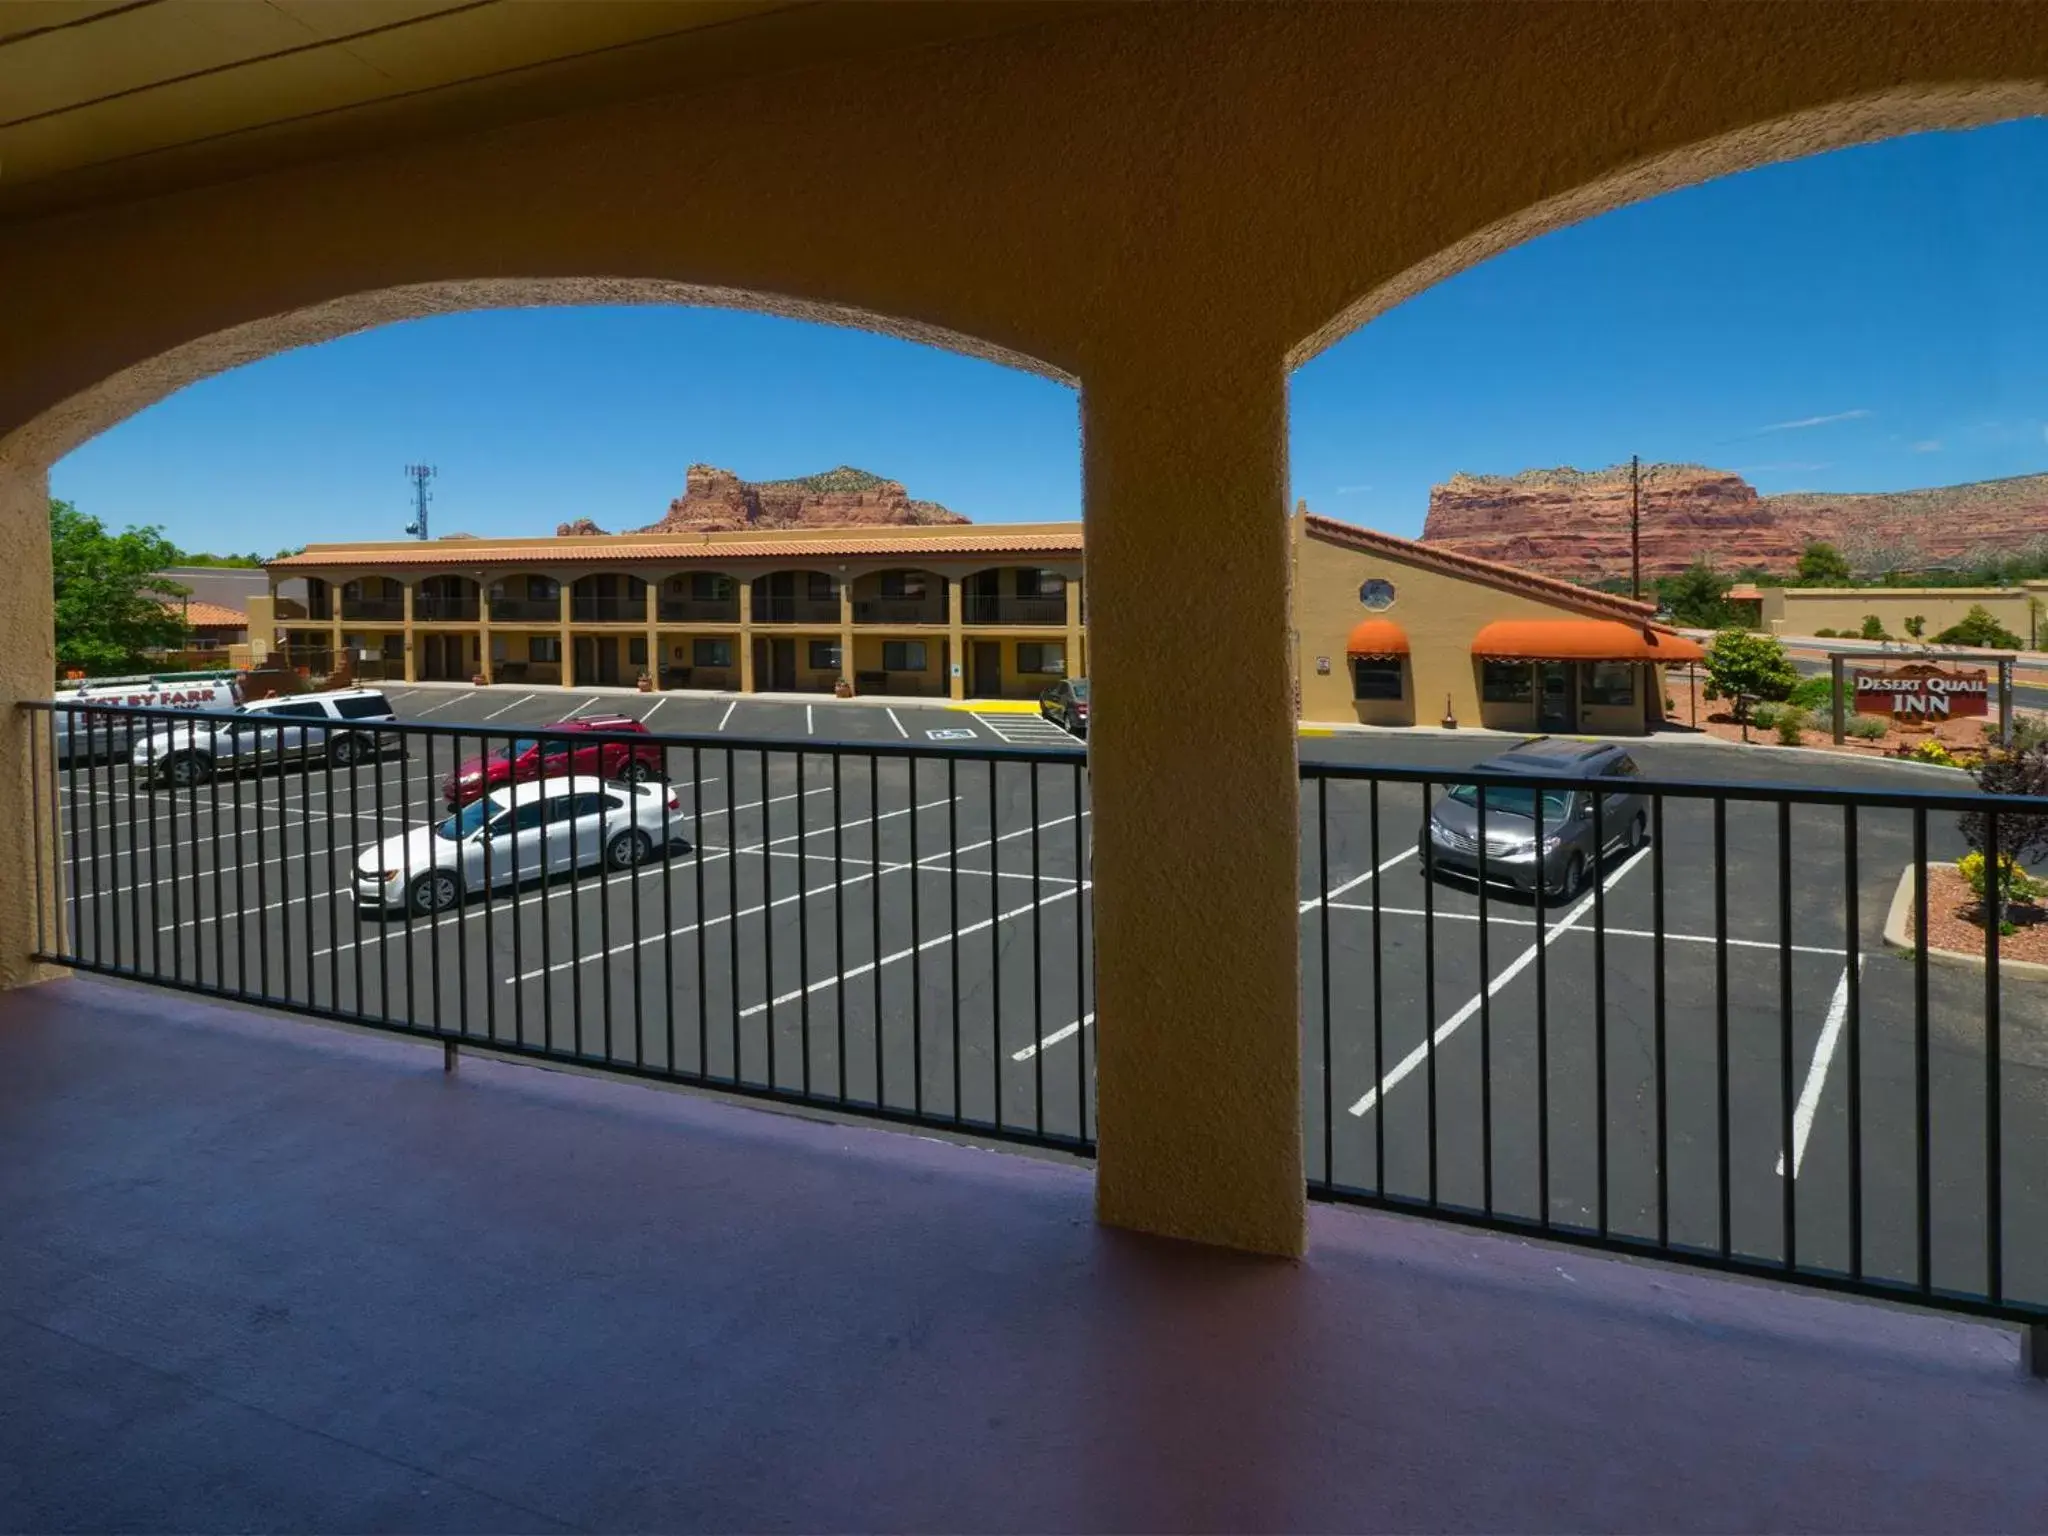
[17,698,2048,1362]
[414,594,481,622]
[489,597,561,623]
[339,598,407,622]
[570,595,648,623]
[656,597,742,624]
[962,594,1066,626]
[752,596,843,625]
[852,598,948,626]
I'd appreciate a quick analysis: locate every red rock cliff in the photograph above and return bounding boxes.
[1421,464,2048,580]
[555,465,969,538]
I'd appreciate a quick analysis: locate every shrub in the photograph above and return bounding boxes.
[1934,603,2025,650]
[1860,614,1888,640]
[1786,675,1835,710]
[1958,850,2045,909]
[1845,714,1888,741]
[1774,706,1809,745]
[1909,738,1958,767]
[1958,741,2048,869]
[2009,713,2048,752]
[1750,701,1779,729]
[1813,627,1839,638]
[1703,628,1797,724]
[1904,615,1927,639]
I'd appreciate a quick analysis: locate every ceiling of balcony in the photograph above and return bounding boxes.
[0,0,1078,221]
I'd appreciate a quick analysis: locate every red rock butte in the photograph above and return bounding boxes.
[1421,463,2048,582]
[557,465,969,538]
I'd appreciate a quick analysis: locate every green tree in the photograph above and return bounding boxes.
[1656,560,1733,628]
[1703,627,1797,724]
[1903,614,1927,639]
[1859,613,1888,640]
[50,499,188,675]
[1934,603,2025,649]
[1795,540,1853,585]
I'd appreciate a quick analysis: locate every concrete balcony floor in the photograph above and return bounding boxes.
[2,979,2043,1534]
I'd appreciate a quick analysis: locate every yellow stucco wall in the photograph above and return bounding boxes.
[1293,523,1655,734]
[4,3,2048,1257]
[1761,586,2033,642]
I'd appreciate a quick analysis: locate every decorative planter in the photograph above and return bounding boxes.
[834,677,854,699]
[636,673,655,693]
[472,672,487,687]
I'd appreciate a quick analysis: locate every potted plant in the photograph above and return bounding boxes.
[472,670,488,686]
[834,675,854,699]
[636,671,654,693]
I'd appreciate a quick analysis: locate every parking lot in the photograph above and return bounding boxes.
[40,682,2048,1312]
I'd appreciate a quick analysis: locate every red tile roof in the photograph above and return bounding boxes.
[269,528,1085,570]
[1301,512,1668,626]
[164,599,248,627]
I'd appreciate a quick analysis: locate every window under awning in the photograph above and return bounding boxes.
[1470,619,1705,663]
[1344,618,1410,659]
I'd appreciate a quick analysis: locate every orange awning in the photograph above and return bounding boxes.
[1345,618,1410,658]
[1470,619,1705,663]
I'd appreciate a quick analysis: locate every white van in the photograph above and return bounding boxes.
[52,672,242,766]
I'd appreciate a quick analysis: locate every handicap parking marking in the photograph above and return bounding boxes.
[971,709,1079,746]
[927,727,977,741]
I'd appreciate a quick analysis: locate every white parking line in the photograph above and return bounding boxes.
[1349,846,1652,1117]
[1014,1012,1094,1062]
[407,694,468,717]
[561,696,601,719]
[640,697,668,726]
[886,708,908,739]
[1778,959,1860,1178]
[738,881,1090,1020]
[806,704,814,735]
[1323,900,1849,956]
[718,701,738,732]
[483,693,534,721]
[1301,846,1416,913]
[971,710,1075,746]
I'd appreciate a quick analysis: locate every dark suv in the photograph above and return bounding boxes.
[1420,738,1648,902]
[442,715,665,810]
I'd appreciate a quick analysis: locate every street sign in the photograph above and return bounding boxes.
[1852,662,1989,719]
[927,728,976,740]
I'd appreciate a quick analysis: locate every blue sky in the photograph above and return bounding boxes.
[52,119,2048,554]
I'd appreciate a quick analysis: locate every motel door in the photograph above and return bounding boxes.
[972,641,1002,699]
[1537,662,1575,732]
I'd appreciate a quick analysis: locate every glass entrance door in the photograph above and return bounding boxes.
[1537,661,1575,731]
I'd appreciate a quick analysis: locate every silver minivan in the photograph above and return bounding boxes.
[1420,738,1648,902]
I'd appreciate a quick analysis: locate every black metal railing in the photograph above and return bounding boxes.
[962,595,1065,626]
[17,700,2048,1339]
[339,599,406,622]
[1298,758,2048,1333]
[489,599,561,623]
[414,595,480,622]
[570,595,647,623]
[657,598,742,624]
[852,598,947,625]
[751,596,842,625]
[23,701,1094,1157]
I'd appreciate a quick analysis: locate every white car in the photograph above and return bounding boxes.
[354,774,683,916]
[132,688,397,787]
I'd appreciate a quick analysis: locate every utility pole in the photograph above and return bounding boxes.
[1630,454,1642,602]
[404,464,436,540]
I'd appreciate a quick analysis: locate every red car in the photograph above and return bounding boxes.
[442,716,666,810]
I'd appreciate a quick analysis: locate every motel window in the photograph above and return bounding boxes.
[628,638,647,667]
[1481,661,1534,703]
[692,639,733,668]
[1584,661,1637,707]
[808,641,842,671]
[529,636,561,664]
[527,576,559,603]
[883,640,928,672]
[880,570,928,600]
[1018,643,1065,675]
[806,572,836,602]
[1016,568,1065,598]
[1352,658,1403,700]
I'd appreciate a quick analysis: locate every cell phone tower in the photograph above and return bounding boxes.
[403,463,436,540]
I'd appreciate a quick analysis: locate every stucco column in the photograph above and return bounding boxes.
[401,582,417,683]
[1084,350,1304,1257]
[737,580,756,693]
[838,576,854,693]
[946,577,965,700]
[558,580,575,689]
[0,456,62,988]
[1064,573,1083,687]
[477,578,493,685]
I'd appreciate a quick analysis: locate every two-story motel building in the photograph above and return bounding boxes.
[258,508,1702,728]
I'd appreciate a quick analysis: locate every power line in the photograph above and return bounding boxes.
[404,463,436,541]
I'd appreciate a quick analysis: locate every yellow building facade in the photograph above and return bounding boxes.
[261,523,1087,701]
[1291,512,1704,734]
